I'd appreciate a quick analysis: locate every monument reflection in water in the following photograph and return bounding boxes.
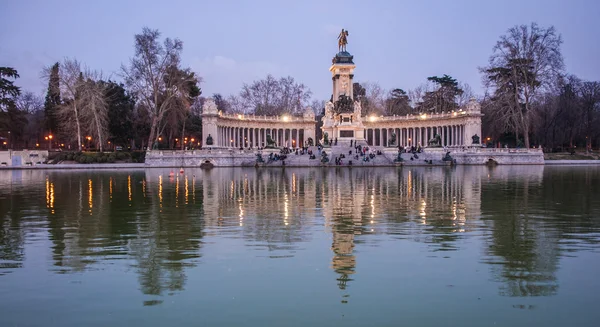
[1,166,600,326]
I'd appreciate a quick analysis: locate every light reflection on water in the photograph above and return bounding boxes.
[1,166,600,326]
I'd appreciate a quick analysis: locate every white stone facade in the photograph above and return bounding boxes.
[199,50,489,155]
[363,99,483,147]
[202,104,317,149]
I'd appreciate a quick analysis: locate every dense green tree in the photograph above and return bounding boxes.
[43,62,61,135]
[0,67,21,112]
[104,81,135,147]
[416,75,463,113]
[0,67,22,148]
[385,88,412,115]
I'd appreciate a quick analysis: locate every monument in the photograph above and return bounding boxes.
[321,29,366,143]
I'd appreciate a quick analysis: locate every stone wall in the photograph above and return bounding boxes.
[145,149,257,167]
[146,147,545,167]
[0,150,49,166]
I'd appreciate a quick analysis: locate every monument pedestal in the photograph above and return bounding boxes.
[321,51,366,143]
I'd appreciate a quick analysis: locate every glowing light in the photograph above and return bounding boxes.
[158,137,162,141]
[48,135,53,140]
[191,138,195,142]
[88,179,93,214]
[185,176,189,205]
[158,175,163,208]
[45,177,55,213]
[36,143,39,147]
[282,115,290,122]
[127,175,132,203]
[420,113,427,119]
[368,116,377,122]
[238,114,243,119]
[284,192,289,226]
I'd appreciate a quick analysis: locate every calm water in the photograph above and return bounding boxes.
[1,166,600,326]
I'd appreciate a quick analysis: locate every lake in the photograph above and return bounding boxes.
[1,166,599,326]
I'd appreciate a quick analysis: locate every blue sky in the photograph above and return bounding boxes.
[1,0,599,100]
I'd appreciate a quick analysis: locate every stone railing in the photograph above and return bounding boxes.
[364,110,476,123]
[450,147,544,154]
[218,113,314,122]
[147,149,255,156]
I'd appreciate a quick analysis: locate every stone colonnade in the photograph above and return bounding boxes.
[205,113,317,148]
[363,112,481,147]
[365,125,465,147]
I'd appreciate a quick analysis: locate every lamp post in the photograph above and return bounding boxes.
[45,134,54,150]
[86,136,92,150]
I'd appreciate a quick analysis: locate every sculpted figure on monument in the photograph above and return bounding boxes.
[353,100,362,122]
[334,95,354,114]
[338,29,349,52]
[323,101,335,126]
[428,134,442,147]
[202,98,218,115]
[266,134,276,148]
[472,134,480,144]
[388,132,397,147]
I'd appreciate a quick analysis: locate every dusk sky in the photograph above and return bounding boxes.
[1,0,599,101]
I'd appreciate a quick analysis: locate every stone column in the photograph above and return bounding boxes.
[441,126,445,146]
[452,125,456,146]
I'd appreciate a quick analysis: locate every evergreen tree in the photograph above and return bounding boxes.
[43,62,61,135]
[385,88,412,115]
[104,81,135,146]
[418,75,463,113]
[0,67,21,111]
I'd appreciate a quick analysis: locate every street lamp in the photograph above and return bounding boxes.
[44,134,53,150]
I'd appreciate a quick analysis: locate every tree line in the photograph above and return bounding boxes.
[1,23,599,151]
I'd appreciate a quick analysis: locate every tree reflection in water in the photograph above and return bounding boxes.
[1,166,599,304]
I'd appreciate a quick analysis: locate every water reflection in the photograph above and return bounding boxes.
[1,166,600,305]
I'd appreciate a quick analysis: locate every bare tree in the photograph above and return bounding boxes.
[44,58,84,150]
[227,95,247,114]
[79,72,109,152]
[457,82,474,107]
[580,81,600,150]
[482,23,564,148]
[121,27,199,148]
[239,75,312,116]
[310,99,326,116]
[355,81,385,115]
[15,91,44,114]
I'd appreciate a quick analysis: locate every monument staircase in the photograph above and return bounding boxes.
[258,143,453,167]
